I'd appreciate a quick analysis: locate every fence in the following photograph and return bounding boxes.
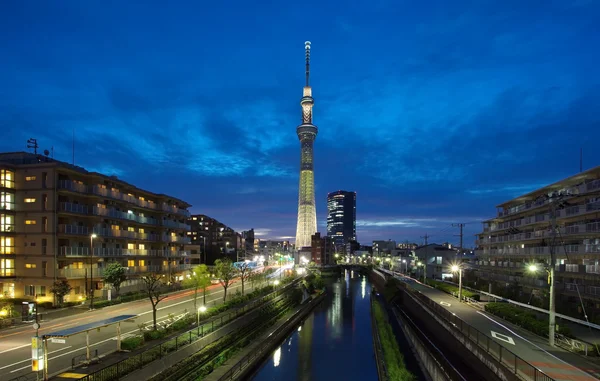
[402,283,555,381]
[78,280,299,381]
[216,291,327,381]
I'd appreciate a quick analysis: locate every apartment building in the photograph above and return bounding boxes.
[311,232,335,266]
[187,214,241,265]
[0,152,191,304]
[475,165,600,318]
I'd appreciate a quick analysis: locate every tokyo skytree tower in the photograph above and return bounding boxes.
[295,41,318,249]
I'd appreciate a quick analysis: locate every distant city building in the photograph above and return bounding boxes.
[372,240,397,256]
[475,166,600,320]
[326,190,356,249]
[311,232,335,266]
[241,229,255,255]
[414,244,458,280]
[257,240,292,259]
[187,215,240,265]
[0,151,192,304]
[295,41,318,249]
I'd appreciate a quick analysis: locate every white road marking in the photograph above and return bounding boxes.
[491,331,515,345]
[440,301,452,307]
[0,344,30,354]
[4,346,72,372]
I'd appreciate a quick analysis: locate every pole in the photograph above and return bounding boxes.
[86,330,90,361]
[453,223,465,255]
[117,322,122,351]
[43,338,48,381]
[549,200,557,347]
[89,235,94,310]
[421,234,429,246]
[458,268,463,302]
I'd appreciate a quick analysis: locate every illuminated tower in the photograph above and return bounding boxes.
[295,41,318,249]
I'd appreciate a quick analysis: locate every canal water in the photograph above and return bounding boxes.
[251,269,379,381]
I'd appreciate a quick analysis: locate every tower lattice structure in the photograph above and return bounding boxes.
[295,41,318,249]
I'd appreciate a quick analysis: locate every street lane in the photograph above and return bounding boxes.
[0,280,260,381]
[395,274,600,381]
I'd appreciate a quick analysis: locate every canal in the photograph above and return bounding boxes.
[250,269,387,381]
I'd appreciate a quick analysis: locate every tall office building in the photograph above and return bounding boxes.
[295,41,318,249]
[327,191,356,247]
[0,151,192,303]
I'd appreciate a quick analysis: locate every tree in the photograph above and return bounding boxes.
[249,269,264,290]
[103,262,127,297]
[141,273,166,330]
[183,264,211,312]
[238,262,252,295]
[214,258,237,302]
[50,280,73,307]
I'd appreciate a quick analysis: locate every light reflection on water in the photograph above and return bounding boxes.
[252,270,378,381]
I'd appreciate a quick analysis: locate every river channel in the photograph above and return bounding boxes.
[251,269,380,381]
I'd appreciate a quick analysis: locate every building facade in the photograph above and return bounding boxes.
[475,166,600,319]
[310,232,335,266]
[0,152,192,304]
[187,214,241,265]
[326,190,356,249]
[295,41,318,249]
[414,244,458,280]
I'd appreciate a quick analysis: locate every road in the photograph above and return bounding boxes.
[393,273,600,381]
[0,279,259,381]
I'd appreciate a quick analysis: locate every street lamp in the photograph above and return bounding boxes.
[417,261,425,282]
[451,264,462,302]
[197,305,207,326]
[89,233,97,310]
[527,263,555,347]
[402,259,407,274]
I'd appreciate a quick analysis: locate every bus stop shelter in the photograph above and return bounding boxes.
[39,314,137,380]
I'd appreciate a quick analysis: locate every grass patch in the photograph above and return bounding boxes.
[485,302,573,338]
[372,300,415,381]
[426,279,480,301]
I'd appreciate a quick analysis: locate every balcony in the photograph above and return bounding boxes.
[92,206,159,226]
[59,267,104,278]
[91,186,160,212]
[161,204,191,218]
[162,234,191,244]
[58,224,91,235]
[60,247,190,257]
[161,219,190,230]
[58,225,161,241]
[58,180,88,193]
[59,202,90,215]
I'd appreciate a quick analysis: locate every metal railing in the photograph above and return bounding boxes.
[402,283,555,381]
[78,280,299,381]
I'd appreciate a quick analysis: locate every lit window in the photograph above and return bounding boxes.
[25,176,36,181]
[24,198,36,203]
[25,220,36,225]
[127,260,135,267]
[25,263,37,269]
[139,259,145,266]
[192,217,197,220]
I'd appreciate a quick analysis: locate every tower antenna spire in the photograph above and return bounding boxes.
[305,41,311,86]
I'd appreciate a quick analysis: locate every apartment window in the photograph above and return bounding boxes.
[1,192,14,210]
[42,172,47,188]
[139,228,145,234]
[25,263,37,269]
[24,198,36,203]
[25,176,36,181]
[25,219,36,225]
[42,261,47,277]
[25,285,35,296]
[128,227,135,232]
[127,260,135,267]
[139,259,145,266]
[0,237,14,254]
[30,242,36,246]
[0,214,14,232]
[72,262,84,269]
[42,194,48,211]
[1,170,15,188]
[0,258,15,276]
[138,244,145,250]
[42,217,48,232]
[127,243,135,250]
[42,238,47,255]
[38,286,46,296]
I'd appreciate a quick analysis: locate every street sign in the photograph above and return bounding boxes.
[51,338,66,344]
[31,336,44,371]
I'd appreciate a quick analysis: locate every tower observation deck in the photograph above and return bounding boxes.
[295,41,318,249]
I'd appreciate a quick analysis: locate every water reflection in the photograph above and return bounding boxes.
[252,270,378,381]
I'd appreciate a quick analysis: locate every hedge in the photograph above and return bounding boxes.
[484,302,573,338]
[427,280,480,301]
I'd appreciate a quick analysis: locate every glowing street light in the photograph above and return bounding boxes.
[197,305,207,326]
[527,262,556,347]
[451,264,463,302]
[89,233,97,310]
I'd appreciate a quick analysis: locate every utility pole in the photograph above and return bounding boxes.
[453,223,465,255]
[420,234,429,246]
[27,138,39,154]
[548,198,558,347]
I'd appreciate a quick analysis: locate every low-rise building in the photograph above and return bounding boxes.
[0,151,192,304]
[414,244,458,280]
[311,232,335,266]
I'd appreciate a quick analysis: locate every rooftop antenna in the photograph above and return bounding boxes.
[27,138,38,154]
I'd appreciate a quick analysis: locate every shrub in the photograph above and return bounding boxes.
[143,329,167,341]
[121,336,144,351]
[484,303,574,339]
[427,280,480,301]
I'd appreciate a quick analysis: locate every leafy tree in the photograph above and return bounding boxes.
[238,262,252,295]
[50,280,73,307]
[103,262,127,297]
[214,258,237,302]
[249,269,265,290]
[183,264,211,312]
[141,273,166,330]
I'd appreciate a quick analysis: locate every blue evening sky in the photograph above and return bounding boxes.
[1,1,599,247]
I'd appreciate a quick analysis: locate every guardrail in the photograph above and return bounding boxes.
[78,279,300,381]
[402,283,555,381]
[216,291,326,381]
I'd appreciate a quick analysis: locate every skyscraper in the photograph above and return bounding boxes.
[295,41,318,249]
[327,190,356,248]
